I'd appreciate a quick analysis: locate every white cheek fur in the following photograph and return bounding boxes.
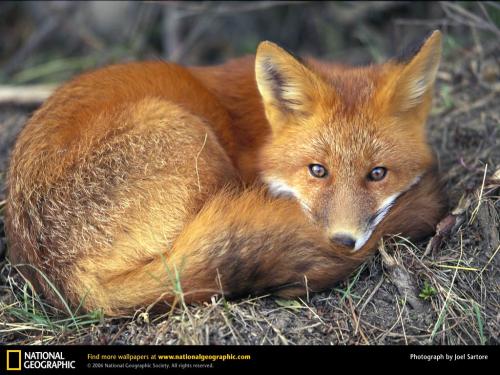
[264,177,313,216]
[265,178,299,199]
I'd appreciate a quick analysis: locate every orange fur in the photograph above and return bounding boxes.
[5,31,446,315]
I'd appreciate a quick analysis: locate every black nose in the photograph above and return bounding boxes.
[330,234,356,249]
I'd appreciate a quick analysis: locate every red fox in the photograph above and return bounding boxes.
[5,31,446,316]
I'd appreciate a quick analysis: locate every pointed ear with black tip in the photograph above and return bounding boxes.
[391,30,442,114]
[255,41,323,131]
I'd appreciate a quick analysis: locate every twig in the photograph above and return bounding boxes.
[297,297,325,325]
[219,308,242,345]
[347,296,369,344]
[356,276,384,316]
[395,295,408,345]
[168,8,218,62]
[469,164,488,225]
[429,232,464,342]
[332,2,408,26]
[162,3,182,61]
[261,315,289,345]
[393,18,452,27]
[475,244,500,282]
[379,240,426,312]
[194,133,208,193]
[108,323,128,345]
[485,1,500,11]
[376,295,409,343]
[3,3,77,77]
[440,2,500,38]
[0,84,56,106]
[444,92,499,125]
[3,19,59,77]
[477,2,496,30]
[167,1,307,19]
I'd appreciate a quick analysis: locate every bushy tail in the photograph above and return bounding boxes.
[92,188,370,316]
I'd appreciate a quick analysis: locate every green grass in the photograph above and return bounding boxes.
[432,84,455,115]
[8,56,98,84]
[419,280,437,301]
[1,262,103,342]
[2,44,134,85]
[274,298,303,311]
[336,264,366,303]
[472,302,486,345]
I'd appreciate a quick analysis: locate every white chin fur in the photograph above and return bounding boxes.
[353,230,372,252]
[351,174,423,252]
[351,194,397,252]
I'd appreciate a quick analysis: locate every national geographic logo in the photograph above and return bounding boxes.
[6,349,76,370]
[6,350,21,371]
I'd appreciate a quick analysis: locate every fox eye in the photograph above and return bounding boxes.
[308,164,328,178]
[368,167,387,181]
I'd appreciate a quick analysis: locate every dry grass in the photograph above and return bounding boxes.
[0,25,499,345]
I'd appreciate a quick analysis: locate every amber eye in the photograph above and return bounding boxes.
[308,164,328,178]
[368,167,387,181]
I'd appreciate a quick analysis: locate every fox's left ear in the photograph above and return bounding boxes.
[390,30,442,113]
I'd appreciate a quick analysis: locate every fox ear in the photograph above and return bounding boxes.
[255,41,321,127]
[391,30,442,113]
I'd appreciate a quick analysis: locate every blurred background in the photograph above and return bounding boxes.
[0,1,498,85]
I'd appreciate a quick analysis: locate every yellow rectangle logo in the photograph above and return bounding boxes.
[6,350,22,371]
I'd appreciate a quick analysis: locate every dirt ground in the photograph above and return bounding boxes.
[0,34,499,346]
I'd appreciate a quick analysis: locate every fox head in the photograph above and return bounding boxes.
[255,31,442,251]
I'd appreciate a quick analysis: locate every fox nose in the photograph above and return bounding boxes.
[330,234,356,249]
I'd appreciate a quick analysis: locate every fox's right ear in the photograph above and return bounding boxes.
[255,41,322,130]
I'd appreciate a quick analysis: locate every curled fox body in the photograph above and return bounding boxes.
[6,31,446,315]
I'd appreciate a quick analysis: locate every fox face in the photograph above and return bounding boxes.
[256,31,442,251]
